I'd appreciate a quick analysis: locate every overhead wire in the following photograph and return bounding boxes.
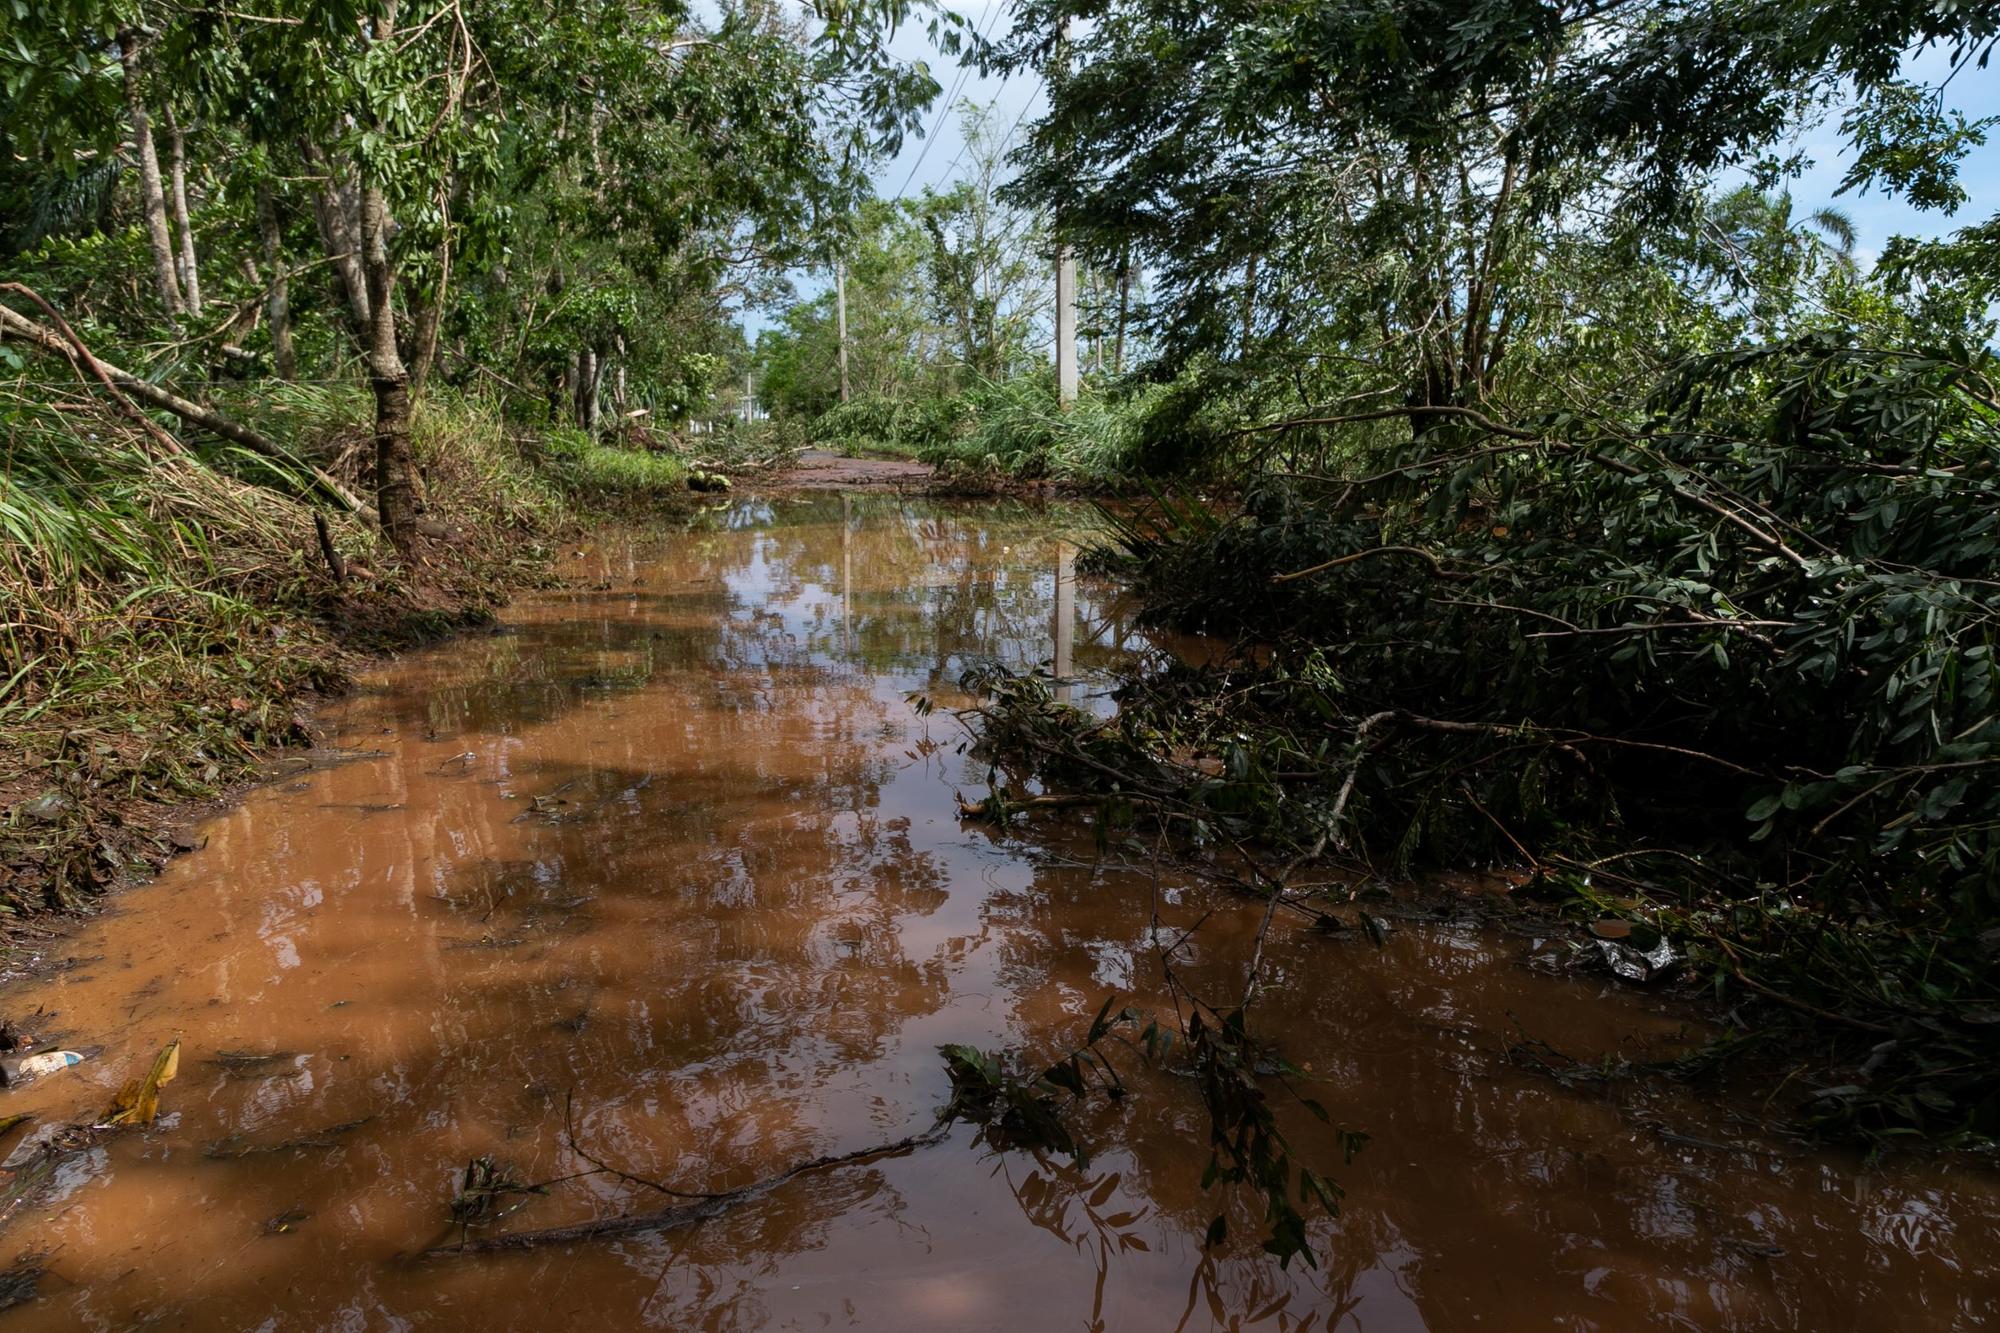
[891,0,1015,201]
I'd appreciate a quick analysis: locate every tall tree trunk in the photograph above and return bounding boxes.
[408,296,442,400]
[255,184,296,380]
[611,335,629,423]
[407,175,456,399]
[359,178,421,559]
[575,346,601,434]
[1240,252,1259,359]
[303,142,372,336]
[118,30,183,321]
[164,106,201,312]
[835,260,850,403]
[1114,248,1130,376]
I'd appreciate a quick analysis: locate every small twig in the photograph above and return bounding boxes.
[1272,544,1469,584]
[313,513,347,584]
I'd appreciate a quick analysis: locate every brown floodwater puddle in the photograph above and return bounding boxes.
[2,493,1995,1330]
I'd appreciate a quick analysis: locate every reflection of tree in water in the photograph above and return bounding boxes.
[377,494,1157,747]
[961,833,2000,1330]
[385,496,1031,1251]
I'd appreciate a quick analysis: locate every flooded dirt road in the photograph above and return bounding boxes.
[1,494,1995,1330]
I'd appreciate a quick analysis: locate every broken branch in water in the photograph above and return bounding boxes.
[423,1121,951,1256]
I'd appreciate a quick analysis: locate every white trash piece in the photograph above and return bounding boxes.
[3,1050,86,1085]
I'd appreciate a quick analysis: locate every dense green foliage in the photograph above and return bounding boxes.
[0,0,950,908]
[919,0,2000,1144]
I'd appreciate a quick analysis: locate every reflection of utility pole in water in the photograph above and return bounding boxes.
[1054,540,1075,704]
[841,492,853,655]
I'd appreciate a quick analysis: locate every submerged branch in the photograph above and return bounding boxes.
[423,1123,952,1256]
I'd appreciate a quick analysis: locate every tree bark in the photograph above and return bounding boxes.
[575,346,602,435]
[408,295,442,400]
[255,184,296,380]
[610,334,629,423]
[118,29,183,321]
[358,178,421,559]
[164,105,201,312]
[303,142,373,336]
[835,260,850,403]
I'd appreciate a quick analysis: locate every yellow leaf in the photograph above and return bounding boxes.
[103,1039,180,1127]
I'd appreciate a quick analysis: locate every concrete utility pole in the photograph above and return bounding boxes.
[743,369,754,424]
[836,260,852,402]
[835,260,851,404]
[1056,246,1078,408]
[1054,16,1078,409]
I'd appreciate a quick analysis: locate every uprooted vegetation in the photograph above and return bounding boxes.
[961,334,2000,1145]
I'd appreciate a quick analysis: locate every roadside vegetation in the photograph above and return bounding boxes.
[6,0,2000,1278]
[1,0,954,920]
[913,0,2000,1149]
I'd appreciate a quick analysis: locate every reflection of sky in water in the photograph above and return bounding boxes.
[3,493,1995,1331]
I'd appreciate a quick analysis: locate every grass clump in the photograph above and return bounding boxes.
[535,426,689,507]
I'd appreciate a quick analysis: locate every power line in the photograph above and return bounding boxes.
[996,72,1045,156]
[892,0,1013,201]
[933,69,1043,189]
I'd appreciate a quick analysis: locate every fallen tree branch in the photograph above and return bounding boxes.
[0,283,183,457]
[0,285,372,519]
[1235,403,1542,441]
[1272,544,1471,584]
[424,1121,952,1256]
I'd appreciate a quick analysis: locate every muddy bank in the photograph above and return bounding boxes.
[769,447,934,490]
[0,493,1992,1329]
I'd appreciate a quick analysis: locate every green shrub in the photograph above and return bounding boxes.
[1040,332,2000,1141]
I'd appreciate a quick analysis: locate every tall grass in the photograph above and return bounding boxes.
[0,379,690,912]
[534,424,688,504]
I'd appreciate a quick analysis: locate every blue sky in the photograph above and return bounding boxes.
[1776,45,2000,267]
[755,10,1999,331]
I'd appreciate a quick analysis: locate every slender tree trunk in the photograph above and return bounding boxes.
[835,260,850,403]
[303,142,372,336]
[359,178,421,558]
[1114,249,1130,376]
[611,334,628,423]
[408,175,457,399]
[579,347,603,435]
[408,296,443,400]
[574,347,595,431]
[118,30,183,321]
[164,106,201,313]
[255,184,295,380]
[1240,252,1259,359]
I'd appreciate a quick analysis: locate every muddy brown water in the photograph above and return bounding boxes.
[2,493,1994,1330]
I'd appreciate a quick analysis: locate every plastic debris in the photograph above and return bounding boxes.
[12,792,68,824]
[1,1051,85,1087]
[1595,927,1677,982]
